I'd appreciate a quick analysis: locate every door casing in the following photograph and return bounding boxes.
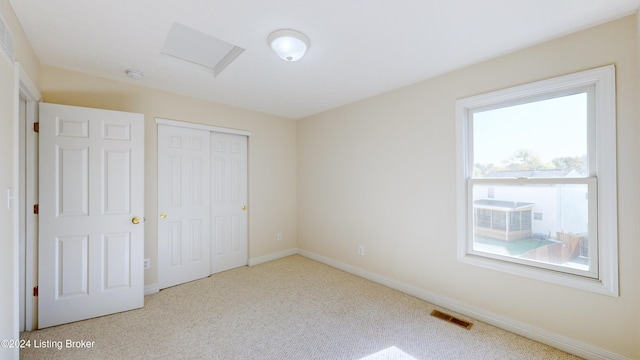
[17,63,41,332]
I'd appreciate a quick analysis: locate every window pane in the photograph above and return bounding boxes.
[472,183,589,271]
[472,93,588,178]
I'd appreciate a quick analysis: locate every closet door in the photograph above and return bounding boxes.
[211,132,248,273]
[158,125,211,289]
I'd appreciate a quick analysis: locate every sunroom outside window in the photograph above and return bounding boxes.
[455,66,618,296]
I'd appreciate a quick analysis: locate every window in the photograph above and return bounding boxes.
[455,65,618,296]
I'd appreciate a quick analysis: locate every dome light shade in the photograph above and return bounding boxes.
[268,29,310,61]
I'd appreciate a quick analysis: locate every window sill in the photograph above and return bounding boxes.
[457,252,618,296]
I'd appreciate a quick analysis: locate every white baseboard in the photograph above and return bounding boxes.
[144,283,160,296]
[145,249,297,295]
[296,249,629,360]
[248,248,297,266]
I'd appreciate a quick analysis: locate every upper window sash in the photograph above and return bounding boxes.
[466,86,594,180]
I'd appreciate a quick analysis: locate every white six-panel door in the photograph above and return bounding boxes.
[211,132,248,274]
[157,125,211,289]
[38,103,144,328]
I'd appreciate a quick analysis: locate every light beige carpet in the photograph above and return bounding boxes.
[20,255,581,359]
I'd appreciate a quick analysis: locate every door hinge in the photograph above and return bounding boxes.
[33,204,39,215]
[33,286,38,297]
[33,122,39,133]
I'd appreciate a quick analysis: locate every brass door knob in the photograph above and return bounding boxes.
[242,205,247,211]
[160,213,167,219]
[131,217,141,224]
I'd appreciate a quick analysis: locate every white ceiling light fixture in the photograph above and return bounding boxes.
[268,29,310,62]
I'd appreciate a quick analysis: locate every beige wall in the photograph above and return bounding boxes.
[0,1,40,358]
[298,15,640,359]
[39,66,298,287]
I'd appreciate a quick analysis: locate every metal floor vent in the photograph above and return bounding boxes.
[430,310,473,330]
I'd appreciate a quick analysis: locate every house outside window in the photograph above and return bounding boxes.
[455,65,618,296]
[473,199,533,241]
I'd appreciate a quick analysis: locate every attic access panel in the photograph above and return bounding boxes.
[161,22,244,76]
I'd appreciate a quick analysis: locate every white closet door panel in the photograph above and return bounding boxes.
[158,125,211,289]
[211,132,248,274]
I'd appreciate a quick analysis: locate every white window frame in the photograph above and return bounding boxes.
[455,65,618,296]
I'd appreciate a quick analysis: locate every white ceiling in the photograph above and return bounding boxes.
[9,0,640,119]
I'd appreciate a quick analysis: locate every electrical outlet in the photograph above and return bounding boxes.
[143,258,150,270]
[277,233,283,241]
[358,245,365,256]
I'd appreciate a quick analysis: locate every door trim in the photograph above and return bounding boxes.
[155,118,252,137]
[17,62,41,332]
